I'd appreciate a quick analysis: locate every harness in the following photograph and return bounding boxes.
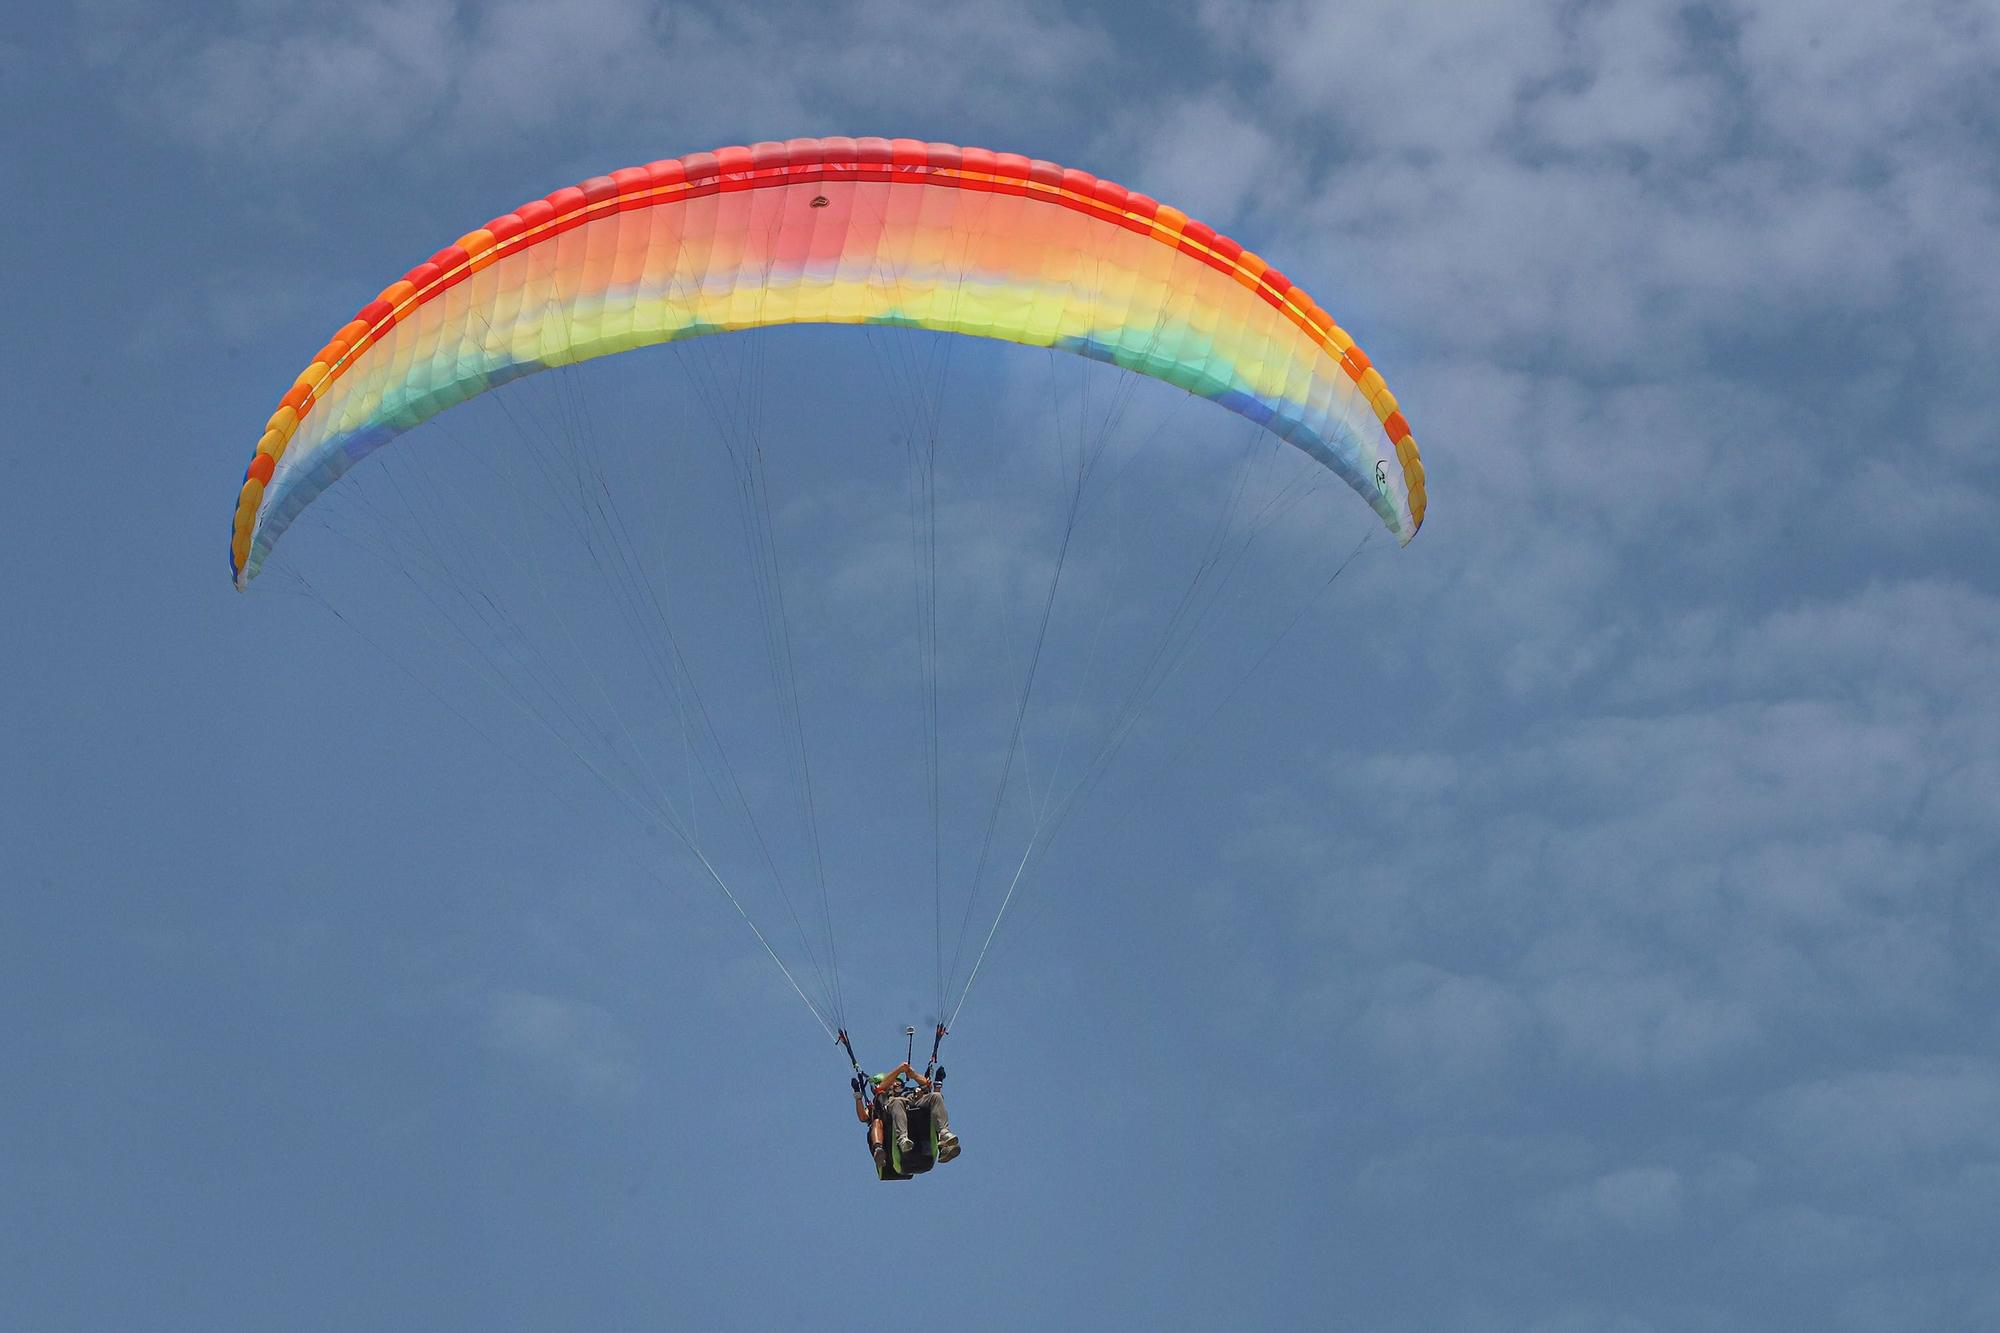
[839,1025,950,1179]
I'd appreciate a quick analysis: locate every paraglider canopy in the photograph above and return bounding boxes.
[229,136,1426,587]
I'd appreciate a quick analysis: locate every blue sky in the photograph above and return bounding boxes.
[5,2,1999,1329]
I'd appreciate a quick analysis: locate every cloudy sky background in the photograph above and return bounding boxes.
[5,2,1998,1329]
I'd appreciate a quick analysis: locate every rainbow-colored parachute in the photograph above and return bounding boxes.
[229,137,1426,585]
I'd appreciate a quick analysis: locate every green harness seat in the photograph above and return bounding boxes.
[872,1101,939,1181]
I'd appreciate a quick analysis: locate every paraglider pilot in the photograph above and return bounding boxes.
[854,1063,960,1171]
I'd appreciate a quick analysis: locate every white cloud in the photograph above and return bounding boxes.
[1620,579,2000,707]
[1198,1,1566,158]
[1524,2,1728,162]
[1355,963,1533,1089]
[1532,967,1762,1077]
[1221,558,2000,1106]
[1736,1203,1889,1273]
[91,0,1111,166]
[1733,0,2000,168]
[1119,93,1290,230]
[1757,1059,2000,1171]
[1541,1163,1685,1236]
[483,988,639,1100]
